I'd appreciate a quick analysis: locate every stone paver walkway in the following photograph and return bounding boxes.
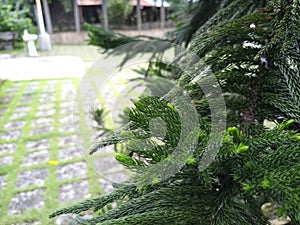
[0,76,127,224]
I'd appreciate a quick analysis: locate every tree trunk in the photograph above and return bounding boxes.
[35,0,46,34]
[160,0,165,29]
[137,0,142,30]
[102,0,109,29]
[73,0,81,32]
[42,0,53,34]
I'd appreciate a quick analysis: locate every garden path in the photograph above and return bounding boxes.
[0,47,128,225]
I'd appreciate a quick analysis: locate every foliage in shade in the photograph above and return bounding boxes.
[0,1,35,34]
[51,0,300,224]
[107,0,133,27]
[85,23,138,52]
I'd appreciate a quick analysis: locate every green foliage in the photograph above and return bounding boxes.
[59,0,72,13]
[85,24,167,53]
[0,2,34,33]
[85,23,138,52]
[107,0,133,27]
[91,108,112,138]
[51,0,300,224]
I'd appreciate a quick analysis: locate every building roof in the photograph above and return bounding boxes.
[144,0,170,7]
[77,0,169,7]
[77,0,101,6]
[129,0,152,7]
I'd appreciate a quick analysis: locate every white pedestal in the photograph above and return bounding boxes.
[23,30,39,57]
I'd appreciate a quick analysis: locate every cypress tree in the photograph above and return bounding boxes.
[50,0,300,224]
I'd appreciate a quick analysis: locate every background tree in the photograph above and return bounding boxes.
[107,0,133,28]
[137,0,142,30]
[102,0,108,29]
[0,0,36,38]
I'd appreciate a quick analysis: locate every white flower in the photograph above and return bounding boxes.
[250,23,256,29]
[242,41,262,49]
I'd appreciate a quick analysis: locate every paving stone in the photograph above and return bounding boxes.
[58,146,82,161]
[73,105,80,113]
[23,88,38,94]
[30,126,54,136]
[10,112,27,120]
[23,88,39,94]
[0,130,21,141]
[61,93,75,101]
[16,168,48,189]
[21,92,36,97]
[25,84,39,91]
[39,96,56,103]
[26,139,50,150]
[61,81,75,84]
[61,87,75,94]
[25,84,39,89]
[46,80,59,85]
[99,179,115,194]
[35,109,56,117]
[19,95,35,100]
[58,181,89,202]
[61,84,75,91]
[12,221,41,225]
[55,214,78,225]
[59,124,75,133]
[93,145,115,154]
[91,131,105,140]
[32,117,54,126]
[0,96,14,104]
[0,143,16,154]
[27,81,40,86]
[60,101,74,109]
[40,93,54,98]
[22,150,49,166]
[44,84,56,89]
[59,115,79,124]
[93,156,124,174]
[0,107,6,115]
[0,175,7,191]
[57,162,87,181]
[61,82,74,87]
[12,82,24,87]
[4,121,26,129]
[41,88,56,93]
[59,108,74,115]
[105,172,129,184]
[19,96,36,104]
[43,87,56,92]
[58,136,76,146]
[9,188,45,214]
[38,103,55,111]
[40,90,56,96]
[6,87,19,93]
[14,106,31,113]
[2,93,15,99]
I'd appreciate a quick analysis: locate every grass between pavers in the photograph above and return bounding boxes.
[0,78,110,225]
